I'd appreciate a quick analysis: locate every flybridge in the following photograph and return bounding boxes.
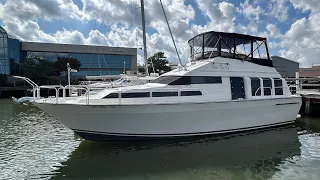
[188,31,273,67]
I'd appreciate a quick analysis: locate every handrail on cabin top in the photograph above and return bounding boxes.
[35,85,205,105]
[254,86,292,98]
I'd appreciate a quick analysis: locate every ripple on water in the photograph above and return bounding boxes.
[0,103,81,180]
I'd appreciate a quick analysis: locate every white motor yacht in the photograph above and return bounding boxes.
[31,31,302,140]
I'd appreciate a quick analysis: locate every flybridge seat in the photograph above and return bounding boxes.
[188,31,273,67]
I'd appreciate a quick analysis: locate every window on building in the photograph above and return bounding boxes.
[263,78,272,96]
[251,78,261,96]
[274,79,283,95]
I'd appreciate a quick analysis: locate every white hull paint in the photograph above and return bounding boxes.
[34,96,301,140]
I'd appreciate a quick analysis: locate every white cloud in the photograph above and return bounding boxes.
[238,20,258,34]
[87,30,110,46]
[268,41,280,49]
[280,17,320,67]
[290,0,320,13]
[4,20,56,42]
[196,0,236,32]
[54,29,86,45]
[81,0,135,25]
[268,0,289,22]
[238,0,264,21]
[266,24,283,39]
[0,0,84,21]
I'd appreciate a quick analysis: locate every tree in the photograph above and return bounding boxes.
[139,52,172,75]
[20,55,55,84]
[54,57,81,76]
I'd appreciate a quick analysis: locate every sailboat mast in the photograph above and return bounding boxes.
[140,0,148,76]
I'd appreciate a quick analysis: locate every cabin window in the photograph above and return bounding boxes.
[152,92,178,97]
[181,91,202,96]
[263,78,272,96]
[251,78,261,96]
[206,77,222,83]
[169,76,191,85]
[103,92,150,98]
[152,76,181,84]
[104,93,119,99]
[274,79,283,95]
[152,76,222,85]
[122,92,150,98]
[191,76,222,84]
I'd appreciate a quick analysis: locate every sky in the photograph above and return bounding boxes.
[0,0,319,67]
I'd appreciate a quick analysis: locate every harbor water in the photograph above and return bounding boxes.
[1,99,320,180]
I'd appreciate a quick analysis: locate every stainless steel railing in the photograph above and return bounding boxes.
[254,86,293,98]
[13,77,205,105]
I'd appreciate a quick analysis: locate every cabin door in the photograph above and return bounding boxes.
[230,77,245,100]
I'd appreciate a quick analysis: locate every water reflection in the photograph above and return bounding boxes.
[53,126,301,180]
[0,100,81,180]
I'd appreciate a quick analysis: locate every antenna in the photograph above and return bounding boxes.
[140,0,149,76]
[159,0,186,70]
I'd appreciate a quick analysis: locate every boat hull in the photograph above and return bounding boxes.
[34,97,301,140]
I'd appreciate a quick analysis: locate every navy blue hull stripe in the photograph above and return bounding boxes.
[72,121,295,140]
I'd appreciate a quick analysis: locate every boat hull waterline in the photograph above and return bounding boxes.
[34,97,301,140]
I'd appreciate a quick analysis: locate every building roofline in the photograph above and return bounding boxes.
[21,41,137,55]
[0,26,20,40]
[271,55,299,64]
[21,41,137,51]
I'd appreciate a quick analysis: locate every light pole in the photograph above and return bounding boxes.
[67,63,78,96]
[123,61,126,74]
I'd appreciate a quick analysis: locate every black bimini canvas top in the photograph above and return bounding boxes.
[188,31,267,49]
[188,31,272,67]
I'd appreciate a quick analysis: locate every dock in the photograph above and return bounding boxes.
[285,76,320,116]
[298,90,320,116]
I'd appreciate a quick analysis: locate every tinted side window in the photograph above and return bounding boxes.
[169,76,191,85]
[191,76,206,84]
[251,78,261,96]
[152,92,178,97]
[274,79,283,95]
[263,78,272,96]
[191,76,222,84]
[104,93,118,98]
[152,76,180,84]
[206,77,222,83]
[122,92,150,98]
[181,91,202,96]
